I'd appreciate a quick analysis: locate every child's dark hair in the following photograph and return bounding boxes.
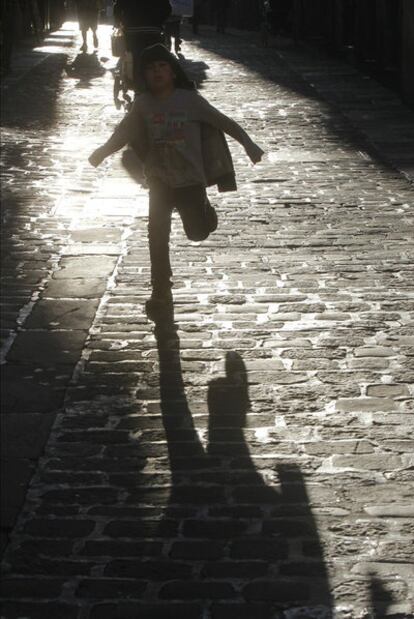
[138,43,196,91]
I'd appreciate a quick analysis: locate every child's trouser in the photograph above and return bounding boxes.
[148,182,213,291]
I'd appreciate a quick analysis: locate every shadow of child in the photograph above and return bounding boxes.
[151,310,334,617]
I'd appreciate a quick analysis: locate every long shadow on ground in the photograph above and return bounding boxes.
[192,29,414,176]
[99,304,334,619]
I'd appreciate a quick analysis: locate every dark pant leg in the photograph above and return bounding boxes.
[148,185,174,290]
[126,32,163,90]
[175,185,212,242]
[192,7,200,34]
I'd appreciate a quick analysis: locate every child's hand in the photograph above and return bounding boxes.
[88,146,107,168]
[247,143,265,165]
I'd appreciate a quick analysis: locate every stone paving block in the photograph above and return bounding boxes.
[24,299,100,329]
[159,581,237,600]
[170,541,227,561]
[80,540,163,558]
[1,459,35,528]
[243,579,310,602]
[0,577,65,598]
[53,255,117,279]
[89,603,203,619]
[0,602,80,619]
[354,346,395,357]
[332,454,403,470]
[366,384,411,398]
[364,505,414,517]
[1,413,55,459]
[70,228,123,243]
[43,277,108,299]
[210,603,275,619]
[7,331,89,364]
[76,578,147,599]
[0,365,68,413]
[335,398,397,412]
[382,439,414,453]
[62,243,122,256]
[105,559,191,580]
[22,518,95,538]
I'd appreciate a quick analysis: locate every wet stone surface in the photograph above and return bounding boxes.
[1,21,414,619]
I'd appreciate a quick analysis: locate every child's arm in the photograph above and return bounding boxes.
[88,132,127,167]
[88,103,141,167]
[194,94,265,164]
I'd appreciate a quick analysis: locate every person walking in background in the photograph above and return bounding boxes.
[76,0,101,53]
[164,10,182,55]
[88,44,264,316]
[113,0,171,88]
[0,0,15,74]
[215,0,230,33]
[261,0,272,47]
[192,0,203,35]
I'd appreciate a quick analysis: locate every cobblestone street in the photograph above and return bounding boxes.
[1,20,414,619]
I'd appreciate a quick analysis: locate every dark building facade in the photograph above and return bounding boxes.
[215,0,414,105]
[288,0,414,105]
[1,0,66,74]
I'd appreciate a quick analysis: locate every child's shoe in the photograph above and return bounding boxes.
[206,203,218,233]
[81,43,87,53]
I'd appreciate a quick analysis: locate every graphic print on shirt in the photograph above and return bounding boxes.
[149,112,187,146]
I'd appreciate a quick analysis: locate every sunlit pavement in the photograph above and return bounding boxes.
[1,21,414,619]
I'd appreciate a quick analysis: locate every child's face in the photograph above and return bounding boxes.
[144,60,176,95]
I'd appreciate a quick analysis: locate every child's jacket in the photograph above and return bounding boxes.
[107,89,259,192]
[200,123,237,192]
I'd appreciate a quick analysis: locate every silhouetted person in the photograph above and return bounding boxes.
[0,0,14,74]
[192,0,203,35]
[76,0,100,53]
[113,0,172,87]
[89,45,263,317]
[214,0,230,33]
[149,306,335,616]
[261,0,272,47]
[164,11,182,55]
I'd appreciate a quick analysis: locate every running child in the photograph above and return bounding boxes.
[89,44,264,315]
